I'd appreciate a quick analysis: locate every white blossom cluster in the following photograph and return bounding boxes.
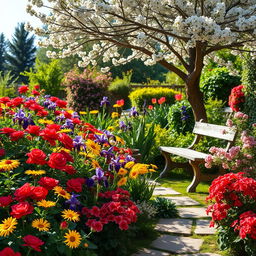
[26,0,256,73]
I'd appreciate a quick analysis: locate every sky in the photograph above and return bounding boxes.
[0,0,44,40]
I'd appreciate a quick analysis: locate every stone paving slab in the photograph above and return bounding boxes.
[153,187,181,196]
[151,235,203,254]
[194,219,216,235]
[132,248,170,255]
[179,253,221,256]
[165,196,200,206]
[178,207,209,218]
[155,218,193,235]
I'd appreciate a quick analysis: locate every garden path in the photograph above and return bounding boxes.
[133,186,221,256]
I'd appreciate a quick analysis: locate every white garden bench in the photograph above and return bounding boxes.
[159,121,237,192]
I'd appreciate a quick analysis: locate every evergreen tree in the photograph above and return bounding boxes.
[5,23,36,83]
[0,33,7,74]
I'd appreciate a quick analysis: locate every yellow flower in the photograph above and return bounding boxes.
[58,129,73,133]
[91,160,100,168]
[32,218,50,232]
[38,119,54,125]
[62,209,80,222]
[107,126,115,131]
[111,112,119,118]
[129,169,139,179]
[124,161,135,169]
[0,160,20,171]
[150,164,158,169]
[116,136,125,145]
[53,186,71,199]
[131,163,149,175]
[25,170,46,176]
[89,110,99,114]
[52,147,70,153]
[113,104,121,108]
[37,200,56,208]
[0,217,18,237]
[117,177,127,187]
[66,110,74,114]
[118,168,128,176]
[64,230,81,249]
[86,140,101,155]
[149,169,157,172]
[79,111,87,115]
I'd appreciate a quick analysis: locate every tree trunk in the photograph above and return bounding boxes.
[186,78,207,122]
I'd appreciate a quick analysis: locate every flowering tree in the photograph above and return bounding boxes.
[26,0,256,120]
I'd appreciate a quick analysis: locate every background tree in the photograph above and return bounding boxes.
[0,33,7,74]
[26,1,256,121]
[6,23,36,84]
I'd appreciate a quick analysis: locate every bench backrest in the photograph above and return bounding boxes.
[193,121,236,141]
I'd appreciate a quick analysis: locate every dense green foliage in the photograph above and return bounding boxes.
[152,197,179,218]
[200,67,241,103]
[23,59,64,96]
[0,33,7,73]
[129,87,178,110]
[5,23,36,84]
[0,71,17,97]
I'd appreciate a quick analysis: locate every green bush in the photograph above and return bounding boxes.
[23,59,64,96]
[167,100,195,134]
[129,87,179,110]
[0,71,17,97]
[205,98,226,125]
[152,197,179,218]
[200,67,241,103]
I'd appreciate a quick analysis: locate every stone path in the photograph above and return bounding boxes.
[133,186,220,256]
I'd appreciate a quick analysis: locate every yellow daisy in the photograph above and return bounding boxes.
[79,111,87,115]
[117,177,127,187]
[25,170,46,176]
[37,200,56,208]
[61,209,80,222]
[111,112,119,118]
[32,218,50,231]
[38,119,54,125]
[129,169,139,179]
[0,159,20,171]
[91,160,100,168]
[0,217,18,237]
[130,163,149,175]
[124,161,135,169]
[58,129,73,133]
[89,110,99,114]
[53,186,71,199]
[64,230,81,248]
[86,140,101,155]
[66,110,74,114]
[117,168,128,176]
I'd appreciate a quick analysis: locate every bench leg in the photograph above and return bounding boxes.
[187,160,202,193]
[159,151,173,178]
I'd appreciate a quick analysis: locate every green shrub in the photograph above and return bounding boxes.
[0,71,17,97]
[167,100,195,134]
[200,67,241,103]
[152,197,179,218]
[129,87,179,110]
[205,98,226,125]
[23,59,64,96]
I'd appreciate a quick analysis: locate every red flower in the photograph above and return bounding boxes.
[64,111,72,119]
[25,125,41,136]
[158,97,166,104]
[46,124,61,131]
[90,206,100,217]
[60,221,68,230]
[50,96,59,102]
[151,98,157,104]
[31,90,40,96]
[34,84,40,90]
[36,110,48,117]
[39,128,59,146]
[48,153,67,170]
[11,202,34,219]
[175,94,183,101]
[0,128,16,135]
[9,97,24,107]
[26,149,47,165]
[0,195,13,207]
[58,133,74,150]
[228,85,245,112]
[14,183,33,201]
[61,165,77,175]
[0,148,5,157]
[56,100,67,108]
[116,99,124,107]
[38,177,59,190]
[90,220,103,232]
[22,235,44,252]
[0,247,21,256]
[66,178,85,193]
[18,85,29,94]
[59,150,74,162]
[0,97,10,104]
[119,219,129,230]
[10,131,24,141]
[31,186,48,201]
[148,105,153,110]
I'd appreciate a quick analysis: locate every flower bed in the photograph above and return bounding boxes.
[0,85,156,255]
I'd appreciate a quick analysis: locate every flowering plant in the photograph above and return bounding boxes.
[228,85,245,112]
[206,172,256,255]
[0,86,153,255]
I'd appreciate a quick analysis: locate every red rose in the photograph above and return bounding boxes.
[9,97,24,107]
[26,149,47,165]
[25,125,41,136]
[90,220,103,232]
[71,118,82,125]
[64,111,72,119]
[31,90,40,96]
[56,99,67,108]
[48,153,67,170]
[0,148,5,157]
[38,177,59,190]
[50,96,59,102]
[58,133,74,150]
[66,178,85,192]
[10,131,24,141]
[11,202,34,219]
[34,84,40,90]
[0,195,13,207]
[0,97,10,104]
[14,183,33,201]
[46,124,61,131]
[0,128,16,134]
[0,247,21,256]
[18,85,29,94]
[36,110,48,117]
[60,150,74,162]
[61,165,77,175]
[29,103,44,112]
[22,235,44,252]
[31,186,48,201]
[39,128,59,146]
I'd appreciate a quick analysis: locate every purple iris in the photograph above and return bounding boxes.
[61,119,74,130]
[43,99,51,107]
[103,130,115,140]
[55,114,66,122]
[108,157,122,172]
[86,178,95,188]
[129,107,139,117]
[125,154,135,162]
[119,121,128,131]
[73,136,86,151]
[72,112,80,119]
[101,147,115,162]
[65,193,81,211]
[94,134,108,145]
[181,105,189,121]
[47,102,57,110]
[13,109,35,129]
[100,96,110,107]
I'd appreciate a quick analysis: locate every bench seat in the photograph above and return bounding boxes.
[160,146,208,161]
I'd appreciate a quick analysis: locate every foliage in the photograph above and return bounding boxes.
[205,98,226,125]
[23,59,64,96]
[129,87,178,110]
[5,23,36,84]
[64,68,112,111]
[0,33,7,73]
[200,67,241,103]
[242,55,256,124]
[167,100,195,134]
[0,71,17,97]
[152,197,179,218]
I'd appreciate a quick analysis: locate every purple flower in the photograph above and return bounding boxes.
[119,121,128,131]
[65,193,81,211]
[100,96,110,107]
[86,178,95,188]
[101,147,115,161]
[73,136,85,151]
[94,134,108,145]
[47,102,57,110]
[72,112,80,119]
[61,119,74,130]
[13,109,34,129]
[129,107,139,117]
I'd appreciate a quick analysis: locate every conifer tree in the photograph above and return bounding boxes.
[0,33,7,74]
[5,23,36,83]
